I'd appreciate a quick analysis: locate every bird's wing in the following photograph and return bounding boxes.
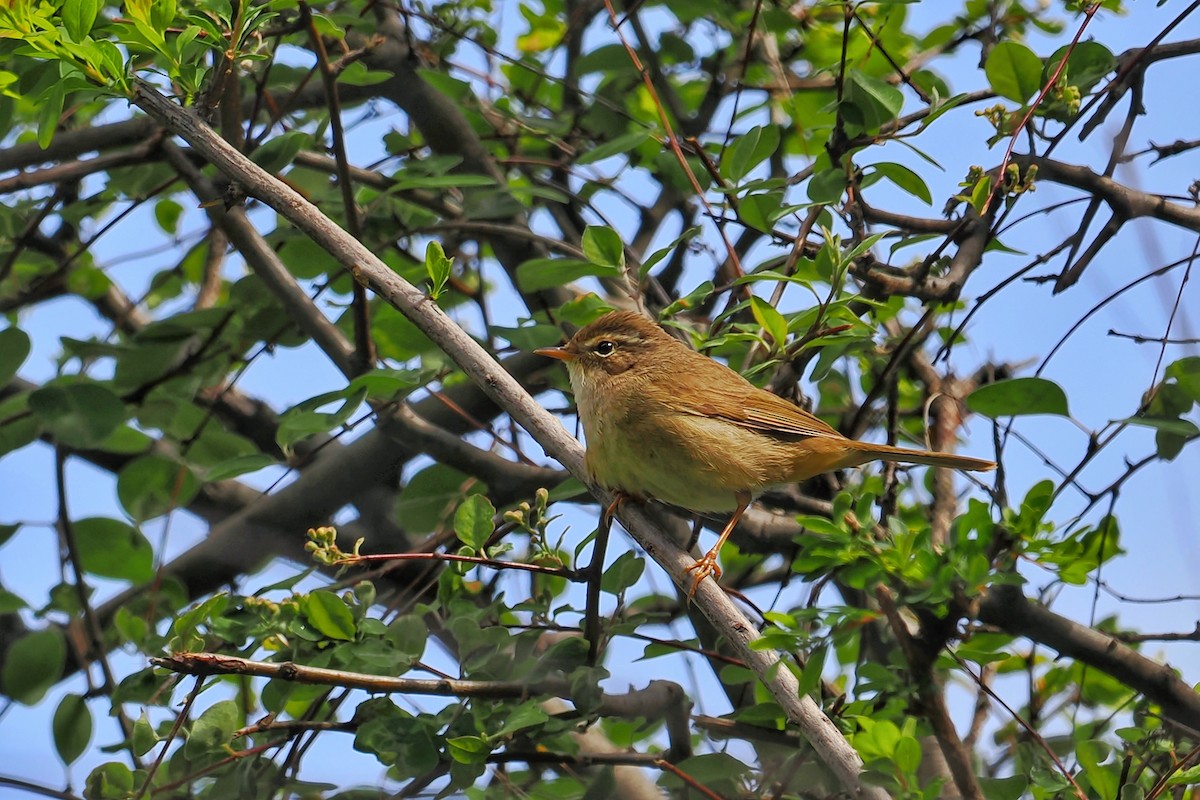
[665,360,844,440]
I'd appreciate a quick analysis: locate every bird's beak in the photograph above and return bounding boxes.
[534,345,577,362]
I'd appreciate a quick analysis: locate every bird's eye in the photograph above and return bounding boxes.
[594,340,617,357]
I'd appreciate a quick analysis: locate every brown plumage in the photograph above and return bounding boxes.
[537,310,996,595]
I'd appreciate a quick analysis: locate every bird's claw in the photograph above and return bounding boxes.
[684,551,722,600]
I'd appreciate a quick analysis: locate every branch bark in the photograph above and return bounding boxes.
[130,81,887,800]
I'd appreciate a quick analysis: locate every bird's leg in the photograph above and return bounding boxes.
[684,491,750,600]
[602,489,641,528]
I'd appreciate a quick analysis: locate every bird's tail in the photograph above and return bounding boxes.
[849,441,996,472]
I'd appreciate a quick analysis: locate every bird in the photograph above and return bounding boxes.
[536,310,996,597]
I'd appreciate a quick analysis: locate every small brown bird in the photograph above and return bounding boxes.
[537,310,996,596]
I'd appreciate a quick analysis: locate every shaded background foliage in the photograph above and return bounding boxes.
[0,0,1198,798]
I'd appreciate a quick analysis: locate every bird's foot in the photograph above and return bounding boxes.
[684,550,723,600]
[602,489,642,528]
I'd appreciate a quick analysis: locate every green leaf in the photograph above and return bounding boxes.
[1047,41,1115,94]
[84,762,134,799]
[3,628,66,704]
[303,590,357,641]
[185,700,239,758]
[516,258,621,292]
[132,712,161,757]
[446,735,492,764]
[72,517,155,582]
[978,775,1029,800]
[63,0,101,40]
[0,589,27,613]
[808,167,847,204]
[53,694,92,765]
[0,327,31,385]
[336,61,393,86]
[36,81,65,150]
[844,70,903,131]
[601,550,644,594]
[29,382,126,448]
[494,701,549,736]
[394,464,486,534]
[985,41,1044,102]
[722,124,780,183]
[581,226,625,270]
[748,296,788,349]
[966,377,1069,418]
[276,387,367,451]
[117,454,200,521]
[424,241,452,299]
[153,199,183,234]
[204,453,278,482]
[1166,356,1200,402]
[662,753,751,794]
[894,735,922,775]
[576,130,652,165]
[1077,739,1118,800]
[1121,416,1199,437]
[868,162,933,205]
[250,130,309,174]
[453,494,496,551]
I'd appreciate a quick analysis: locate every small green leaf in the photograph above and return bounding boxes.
[72,517,155,582]
[516,258,621,292]
[0,327,31,385]
[966,377,1069,418]
[446,735,492,764]
[985,41,1044,102]
[748,296,788,350]
[1047,41,1115,94]
[336,61,393,86]
[0,589,27,613]
[204,454,278,482]
[576,130,651,165]
[36,81,65,150]
[979,775,1029,800]
[581,226,625,270]
[424,241,452,299]
[494,701,548,736]
[3,628,66,704]
[868,162,933,205]
[154,199,183,234]
[722,124,780,183]
[84,762,134,799]
[1121,416,1199,437]
[185,700,239,758]
[808,167,847,204]
[1166,356,1200,402]
[63,0,101,40]
[453,494,496,551]
[303,590,357,641]
[844,70,903,131]
[53,694,93,765]
[117,454,200,521]
[894,735,922,775]
[29,383,126,448]
[967,174,993,214]
[250,130,309,174]
[276,388,367,451]
[601,550,644,594]
[132,712,161,757]
[1077,739,1118,800]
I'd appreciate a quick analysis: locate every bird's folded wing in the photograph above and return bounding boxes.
[666,372,843,439]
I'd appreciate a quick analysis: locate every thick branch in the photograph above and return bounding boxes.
[979,584,1200,733]
[130,82,886,800]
